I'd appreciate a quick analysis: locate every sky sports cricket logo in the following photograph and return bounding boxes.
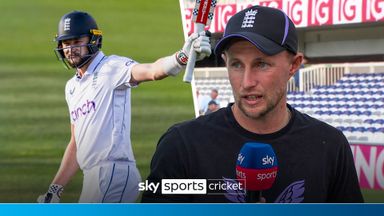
[138,179,246,195]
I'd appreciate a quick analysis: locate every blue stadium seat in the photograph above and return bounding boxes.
[285,72,384,143]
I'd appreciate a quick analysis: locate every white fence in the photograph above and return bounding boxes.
[294,62,384,92]
[294,64,345,92]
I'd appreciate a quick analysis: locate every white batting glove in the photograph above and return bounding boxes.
[37,184,64,203]
[163,31,211,76]
[182,31,212,61]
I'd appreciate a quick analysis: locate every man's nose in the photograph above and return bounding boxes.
[242,67,258,89]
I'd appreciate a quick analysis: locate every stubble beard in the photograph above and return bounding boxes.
[67,54,82,68]
[237,86,286,120]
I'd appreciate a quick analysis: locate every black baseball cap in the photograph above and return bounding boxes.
[214,5,298,56]
[208,100,218,106]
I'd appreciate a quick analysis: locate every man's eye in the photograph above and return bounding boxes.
[230,62,242,69]
[257,62,269,69]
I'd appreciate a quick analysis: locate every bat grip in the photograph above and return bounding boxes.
[183,24,205,83]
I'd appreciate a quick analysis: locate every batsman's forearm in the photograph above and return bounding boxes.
[52,135,79,186]
[147,56,179,80]
[131,53,183,83]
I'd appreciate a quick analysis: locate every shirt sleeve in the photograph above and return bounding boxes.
[327,132,364,202]
[141,126,193,203]
[109,56,139,88]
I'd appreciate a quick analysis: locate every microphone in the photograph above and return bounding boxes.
[236,142,278,203]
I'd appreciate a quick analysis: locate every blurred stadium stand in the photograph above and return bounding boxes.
[287,65,384,144]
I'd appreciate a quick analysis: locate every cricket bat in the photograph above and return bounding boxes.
[183,0,217,83]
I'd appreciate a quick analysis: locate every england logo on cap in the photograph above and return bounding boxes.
[64,18,71,31]
[241,9,257,28]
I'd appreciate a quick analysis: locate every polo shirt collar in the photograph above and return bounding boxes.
[75,51,106,80]
[85,51,105,75]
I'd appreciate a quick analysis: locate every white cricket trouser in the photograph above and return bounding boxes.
[79,161,141,203]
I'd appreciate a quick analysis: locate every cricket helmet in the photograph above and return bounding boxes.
[54,11,103,69]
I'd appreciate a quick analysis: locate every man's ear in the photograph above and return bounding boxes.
[221,53,227,65]
[289,52,304,77]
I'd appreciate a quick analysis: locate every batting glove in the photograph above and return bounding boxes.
[163,31,211,76]
[182,30,212,61]
[37,184,64,203]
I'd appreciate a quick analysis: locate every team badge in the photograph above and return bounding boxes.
[176,51,188,65]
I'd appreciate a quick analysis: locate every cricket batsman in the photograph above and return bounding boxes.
[37,10,211,203]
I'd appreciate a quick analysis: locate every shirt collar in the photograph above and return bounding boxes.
[85,51,105,75]
[75,51,105,80]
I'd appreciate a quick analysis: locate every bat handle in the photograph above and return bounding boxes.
[183,24,205,83]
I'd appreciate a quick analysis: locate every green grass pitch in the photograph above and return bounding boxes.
[0,0,382,202]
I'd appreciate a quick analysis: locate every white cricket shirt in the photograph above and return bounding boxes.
[65,51,138,170]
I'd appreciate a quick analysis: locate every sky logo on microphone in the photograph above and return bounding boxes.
[262,155,275,166]
[236,142,278,191]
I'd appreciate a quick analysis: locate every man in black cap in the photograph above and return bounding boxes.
[142,5,363,203]
[205,100,219,115]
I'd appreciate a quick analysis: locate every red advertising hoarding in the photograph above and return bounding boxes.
[181,0,384,35]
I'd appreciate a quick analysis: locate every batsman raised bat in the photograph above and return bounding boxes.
[183,0,217,83]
